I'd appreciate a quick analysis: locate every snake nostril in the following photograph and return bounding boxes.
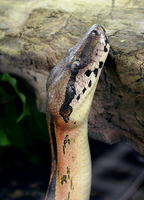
[91,30,99,38]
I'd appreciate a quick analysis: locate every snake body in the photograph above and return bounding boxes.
[45,24,110,200]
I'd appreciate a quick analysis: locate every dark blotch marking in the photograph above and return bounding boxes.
[63,135,70,154]
[66,81,76,102]
[71,68,79,77]
[59,60,81,123]
[104,46,108,52]
[68,192,70,200]
[88,80,92,87]
[59,80,75,123]
[60,104,73,123]
[99,61,103,68]
[50,118,57,163]
[61,175,67,185]
[76,94,80,100]
[93,68,98,76]
[70,179,74,190]
[82,87,87,94]
[67,167,70,179]
[85,69,91,77]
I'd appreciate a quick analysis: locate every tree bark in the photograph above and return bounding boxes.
[0,0,144,155]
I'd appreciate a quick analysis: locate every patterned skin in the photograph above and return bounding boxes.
[46,25,110,200]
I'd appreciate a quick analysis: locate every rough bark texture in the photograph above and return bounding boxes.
[0,0,144,155]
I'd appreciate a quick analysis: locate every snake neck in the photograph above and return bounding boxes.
[47,118,91,200]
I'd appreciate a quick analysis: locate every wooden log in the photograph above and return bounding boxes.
[0,0,144,155]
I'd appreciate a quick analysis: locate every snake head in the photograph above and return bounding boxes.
[47,25,110,128]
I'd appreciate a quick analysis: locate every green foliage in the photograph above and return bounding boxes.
[0,73,30,122]
[0,73,48,155]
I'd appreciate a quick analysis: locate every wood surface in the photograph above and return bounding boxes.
[0,0,144,155]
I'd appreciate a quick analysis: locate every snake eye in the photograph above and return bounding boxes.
[91,30,99,38]
[71,60,81,75]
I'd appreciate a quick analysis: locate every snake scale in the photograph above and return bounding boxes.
[45,24,110,200]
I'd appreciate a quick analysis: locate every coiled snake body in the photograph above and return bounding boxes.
[46,25,110,200]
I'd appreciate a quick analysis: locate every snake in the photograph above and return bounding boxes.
[45,24,110,200]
